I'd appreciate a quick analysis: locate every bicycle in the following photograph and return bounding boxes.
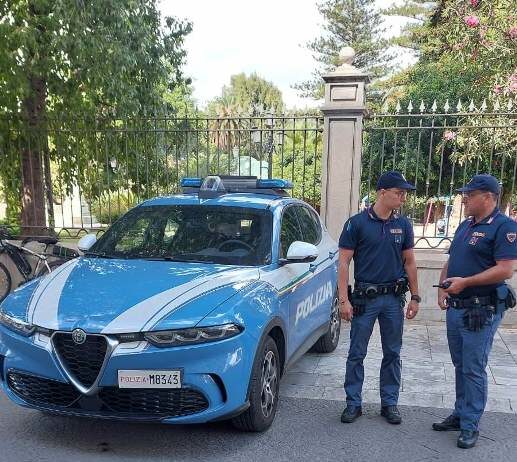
[0,227,79,302]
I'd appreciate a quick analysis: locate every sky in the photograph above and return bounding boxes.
[159,0,412,110]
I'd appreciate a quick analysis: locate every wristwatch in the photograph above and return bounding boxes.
[410,294,422,303]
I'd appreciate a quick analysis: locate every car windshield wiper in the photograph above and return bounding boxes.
[83,251,118,259]
[142,255,216,264]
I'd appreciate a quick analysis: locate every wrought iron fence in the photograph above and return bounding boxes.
[0,114,323,237]
[362,99,517,248]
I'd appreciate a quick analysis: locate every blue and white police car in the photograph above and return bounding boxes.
[0,176,340,431]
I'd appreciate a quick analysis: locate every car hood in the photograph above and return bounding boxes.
[2,258,259,333]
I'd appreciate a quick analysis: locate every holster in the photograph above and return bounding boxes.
[495,284,516,315]
[348,284,366,317]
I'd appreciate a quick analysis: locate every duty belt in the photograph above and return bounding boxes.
[355,278,408,299]
[448,295,493,309]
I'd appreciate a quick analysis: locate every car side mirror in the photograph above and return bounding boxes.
[280,241,318,265]
[77,233,97,252]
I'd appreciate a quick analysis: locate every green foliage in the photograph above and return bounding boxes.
[207,73,284,116]
[382,0,436,51]
[0,0,192,228]
[90,190,137,225]
[295,0,391,98]
[381,0,517,103]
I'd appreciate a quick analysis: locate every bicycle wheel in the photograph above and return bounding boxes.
[0,261,12,303]
[36,259,65,278]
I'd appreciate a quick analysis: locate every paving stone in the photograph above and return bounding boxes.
[442,395,512,413]
[279,384,324,399]
[401,362,446,382]
[286,323,517,414]
[490,365,517,386]
[397,392,443,408]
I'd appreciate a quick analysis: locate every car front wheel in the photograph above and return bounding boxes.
[232,336,280,432]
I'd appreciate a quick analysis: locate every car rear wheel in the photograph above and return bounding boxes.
[313,290,340,353]
[232,336,280,432]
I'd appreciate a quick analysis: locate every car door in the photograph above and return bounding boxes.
[295,206,335,332]
[278,205,312,356]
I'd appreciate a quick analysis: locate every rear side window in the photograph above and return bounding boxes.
[295,206,322,245]
[280,206,303,258]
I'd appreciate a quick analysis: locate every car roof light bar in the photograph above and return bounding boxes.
[180,176,292,197]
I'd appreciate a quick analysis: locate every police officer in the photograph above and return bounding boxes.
[338,171,420,424]
[432,174,517,449]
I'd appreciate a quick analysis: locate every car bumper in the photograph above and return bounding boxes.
[0,325,255,424]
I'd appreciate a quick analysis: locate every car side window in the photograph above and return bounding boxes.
[280,206,303,258]
[295,206,322,245]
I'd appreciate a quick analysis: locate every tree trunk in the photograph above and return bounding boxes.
[20,74,48,237]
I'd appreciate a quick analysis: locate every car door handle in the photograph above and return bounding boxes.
[309,263,317,273]
[329,250,338,258]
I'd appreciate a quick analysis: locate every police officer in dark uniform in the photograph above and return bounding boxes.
[338,171,420,424]
[432,174,517,449]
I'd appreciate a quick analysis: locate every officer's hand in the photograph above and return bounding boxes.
[437,289,448,310]
[442,277,468,295]
[406,300,419,319]
[339,299,353,322]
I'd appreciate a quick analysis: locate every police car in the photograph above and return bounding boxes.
[0,176,340,431]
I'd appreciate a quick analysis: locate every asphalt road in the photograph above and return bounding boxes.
[1,392,516,462]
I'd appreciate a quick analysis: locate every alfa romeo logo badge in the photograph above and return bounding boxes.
[71,328,87,345]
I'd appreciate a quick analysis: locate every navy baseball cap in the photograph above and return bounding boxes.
[376,171,416,191]
[456,174,501,195]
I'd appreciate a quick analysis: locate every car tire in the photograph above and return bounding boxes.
[232,336,280,432]
[313,290,340,353]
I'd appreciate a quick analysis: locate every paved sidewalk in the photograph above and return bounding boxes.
[281,322,517,413]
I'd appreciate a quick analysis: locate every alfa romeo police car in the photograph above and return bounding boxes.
[0,176,340,431]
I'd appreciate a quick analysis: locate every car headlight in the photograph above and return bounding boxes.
[0,310,35,336]
[144,323,243,347]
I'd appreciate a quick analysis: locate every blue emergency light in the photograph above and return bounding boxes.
[180,176,293,197]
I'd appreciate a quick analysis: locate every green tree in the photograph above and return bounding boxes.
[382,0,436,52]
[295,0,391,99]
[208,73,284,116]
[0,0,192,235]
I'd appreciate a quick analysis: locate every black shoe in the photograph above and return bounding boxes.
[340,405,362,423]
[432,414,460,432]
[380,405,402,424]
[457,430,479,449]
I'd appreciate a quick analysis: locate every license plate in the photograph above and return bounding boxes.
[118,370,182,389]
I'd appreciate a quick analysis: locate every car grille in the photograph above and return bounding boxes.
[52,333,107,388]
[7,371,209,418]
[7,371,80,407]
[99,387,209,417]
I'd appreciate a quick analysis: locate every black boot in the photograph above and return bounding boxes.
[457,430,479,449]
[340,405,362,423]
[432,414,460,431]
[380,405,402,424]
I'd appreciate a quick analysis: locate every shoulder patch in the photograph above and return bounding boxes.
[506,232,516,243]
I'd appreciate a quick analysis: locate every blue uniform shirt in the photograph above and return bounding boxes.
[338,207,414,284]
[447,207,517,297]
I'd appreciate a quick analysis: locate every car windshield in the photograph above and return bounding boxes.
[90,205,273,266]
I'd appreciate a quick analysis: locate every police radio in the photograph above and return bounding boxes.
[433,281,451,289]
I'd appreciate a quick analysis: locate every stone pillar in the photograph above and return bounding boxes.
[319,47,369,240]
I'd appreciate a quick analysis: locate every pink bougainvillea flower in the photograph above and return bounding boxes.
[470,0,479,7]
[444,131,457,141]
[464,15,480,28]
[508,26,517,39]
[509,81,517,93]
[493,84,503,95]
